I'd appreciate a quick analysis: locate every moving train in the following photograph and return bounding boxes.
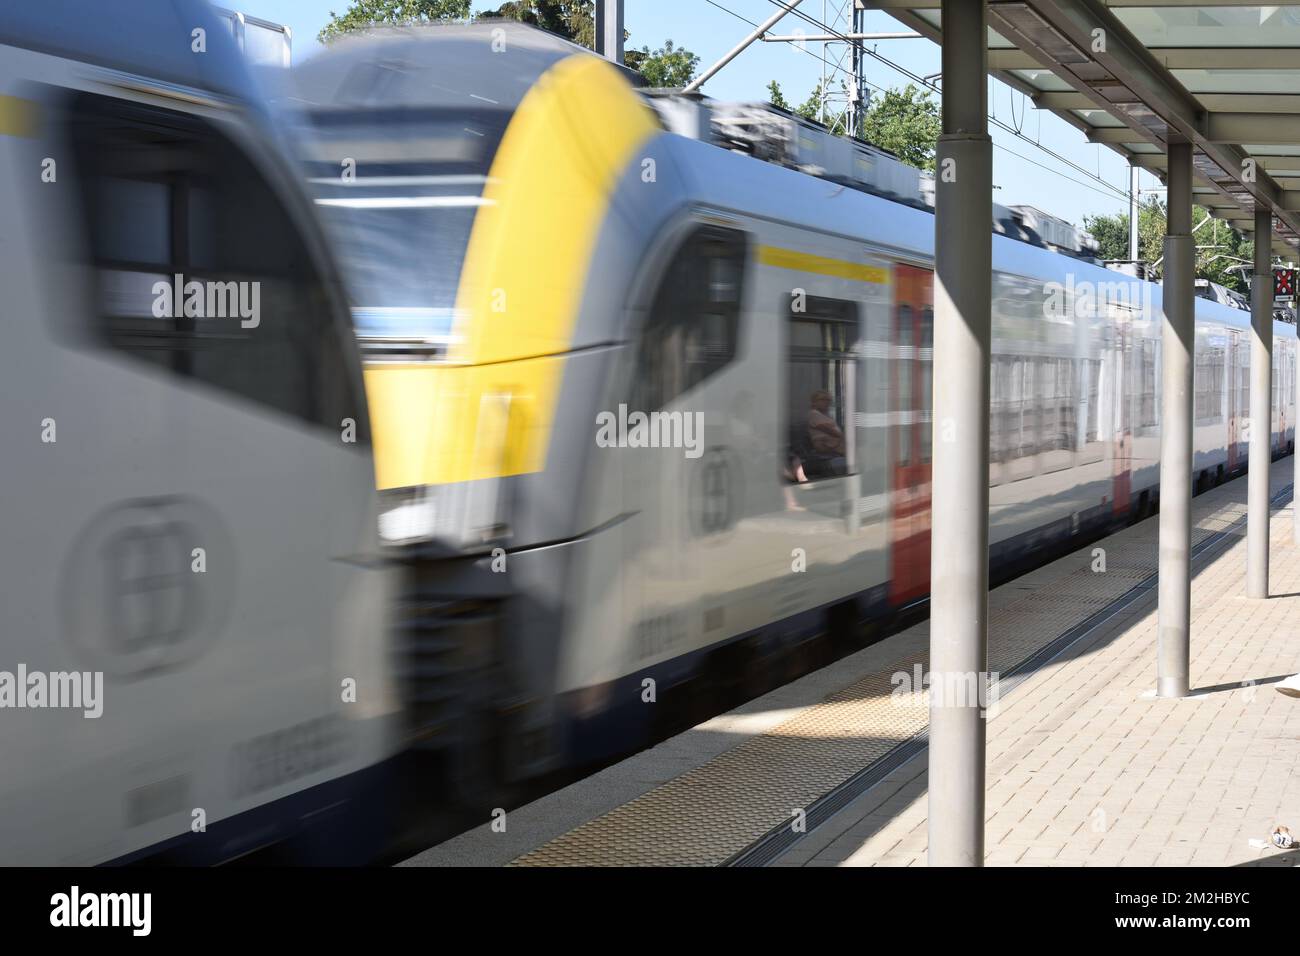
[289,22,1297,788]
[0,1,399,864]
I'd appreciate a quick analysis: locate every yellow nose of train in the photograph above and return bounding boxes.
[363,53,660,490]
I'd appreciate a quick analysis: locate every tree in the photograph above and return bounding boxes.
[796,82,829,126]
[769,80,841,127]
[322,0,694,97]
[766,80,789,111]
[1085,197,1256,291]
[319,0,471,42]
[859,84,940,172]
[624,40,698,88]
[480,1,594,48]
[1085,198,1164,266]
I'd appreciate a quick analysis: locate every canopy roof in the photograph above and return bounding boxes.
[875,0,1300,258]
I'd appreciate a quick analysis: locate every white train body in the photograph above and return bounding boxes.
[560,135,1295,703]
[0,2,400,864]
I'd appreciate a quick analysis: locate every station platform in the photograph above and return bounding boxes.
[401,458,1300,867]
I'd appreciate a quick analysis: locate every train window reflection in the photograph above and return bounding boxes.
[299,107,509,349]
[634,225,747,412]
[1084,358,1102,443]
[1140,339,1159,428]
[92,178,169,265]
[67,91,362,438]
[919,307,933,465]
[1196,345,1227,424]
[1235,341,1249,428]
[896,305,913,467]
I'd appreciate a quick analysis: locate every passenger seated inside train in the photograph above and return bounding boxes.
[786,391,847,482]
[801,389,847,478]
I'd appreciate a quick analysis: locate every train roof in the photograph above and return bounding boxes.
[289,21,587,115]
[0,0,256,101]
[661,133,1291,337]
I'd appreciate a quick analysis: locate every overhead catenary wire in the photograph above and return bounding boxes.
[698,0,1132,206]
[760,0,1132,203]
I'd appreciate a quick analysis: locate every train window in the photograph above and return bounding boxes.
[896,305,914,466]
[1083,359,1102,444]
[1195,345,1226,424]
[1011,358,1033,458]
[1039,357,1076,453]
[919,307,933,465]
[786,296,859,482]
[992,355,1042,462]
[634,225,747,412]
[990,357,1007,462]
[1236,343,1250,428]
[1273,349,1280,413]
[1140,339,1158,429]
[65,92,362,438]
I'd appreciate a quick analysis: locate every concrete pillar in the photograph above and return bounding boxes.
[1248,206,1273,597]
[1157,142,1194,699]
[594,0,623,64]
[928,0,991,867]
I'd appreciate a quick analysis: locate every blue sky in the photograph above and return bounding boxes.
[236,0,1149,229]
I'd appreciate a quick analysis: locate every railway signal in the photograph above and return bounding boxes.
[1275,268,1296,298]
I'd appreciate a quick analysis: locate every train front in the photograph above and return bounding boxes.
[288,23,665,787]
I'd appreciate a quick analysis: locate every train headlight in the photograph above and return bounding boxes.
[377,487,438,545]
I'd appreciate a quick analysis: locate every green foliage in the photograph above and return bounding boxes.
[859,84,940,173]
[766,79,826,123]
[318,0,471,42]
[796,82,830,126]
[480,1,594,48]
[1084,197,1256,292]
[765,80,789,111]
[324,0,693,89]
[624,39,699,88]
[1085,198,1163,267]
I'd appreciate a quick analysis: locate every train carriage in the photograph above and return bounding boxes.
[0,0,399,864]
[287,22,1296,787]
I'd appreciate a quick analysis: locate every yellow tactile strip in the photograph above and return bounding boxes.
[511,492,1249,866]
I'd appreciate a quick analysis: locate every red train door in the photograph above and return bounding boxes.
[889,264,933,606]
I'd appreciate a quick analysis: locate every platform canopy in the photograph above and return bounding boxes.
[871,0,1300,259]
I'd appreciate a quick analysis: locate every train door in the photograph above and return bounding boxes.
[618,219,751,687]
[889,264,933,606]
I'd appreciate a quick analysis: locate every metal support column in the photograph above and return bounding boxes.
[1248,206,1273,597]
[848,3,866,138]
[928,0,991,868]
[1157,141,1195,699]
[594,0,623,64]
[682,0,804,94]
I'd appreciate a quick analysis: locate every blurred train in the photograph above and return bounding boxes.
[0,1,400,863]
[287,22,1297,789]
